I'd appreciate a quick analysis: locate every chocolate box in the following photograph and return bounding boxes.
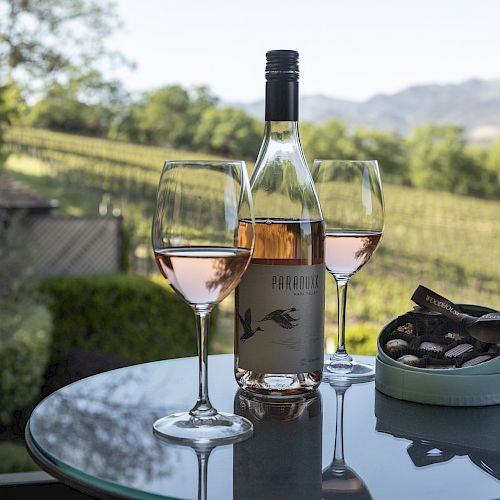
[375,304,500,406]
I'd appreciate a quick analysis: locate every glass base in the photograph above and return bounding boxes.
[153,411,253,446]
[236,368,322,396]
[324,359,375,383]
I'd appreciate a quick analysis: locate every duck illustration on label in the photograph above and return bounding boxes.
[259,308,299,329]
[239,308,264,342]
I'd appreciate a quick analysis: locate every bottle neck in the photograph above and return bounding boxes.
[263,121,300,143]
[265,80,298,121]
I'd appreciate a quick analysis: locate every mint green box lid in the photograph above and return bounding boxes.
[375,356,500,406]
[375,304,500,406]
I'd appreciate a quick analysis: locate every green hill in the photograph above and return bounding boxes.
[4,127,500,354]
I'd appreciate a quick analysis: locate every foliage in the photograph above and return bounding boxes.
[0,305,52,426]
[0,0,122,82]
[0,81,26,121]
[406,124,496,197]
[194,107,262,158]
[0,211,53,427]
[0,211,43,337]
[485,138,500,187]
[0,86,7,170]
[0,442,38,473]
[40,274,216,364]
[27,71,128,136]
[301,119,352,164]
[27,81,105,135]
[338,324,381,356]
[122,85,218,148]
[301,120,410,184]
[0,82,26,170]
[349,128,410,184]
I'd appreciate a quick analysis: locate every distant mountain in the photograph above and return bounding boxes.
[228,79,500,142]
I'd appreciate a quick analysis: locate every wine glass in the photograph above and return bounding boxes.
[151,160,255,445]
[322,379,373,499]
[312,160,384,381]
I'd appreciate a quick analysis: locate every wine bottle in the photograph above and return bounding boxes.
[235,49,325,394]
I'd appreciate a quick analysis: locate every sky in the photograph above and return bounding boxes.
[106,0,500,103]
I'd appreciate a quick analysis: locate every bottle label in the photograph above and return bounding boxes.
[237,263,325,373]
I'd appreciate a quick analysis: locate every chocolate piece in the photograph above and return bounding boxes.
[419,341,445,353]
[385,339,409,353]
[444,343,474,358]
[460,355,492,367]
[444,332,466,342]
[396,322,414,335]
[408,309,450,335]
[487,344,500,354]
[424,357,457,369]
[397,354,420,366]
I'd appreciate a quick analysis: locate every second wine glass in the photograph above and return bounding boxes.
[312,160,384,382]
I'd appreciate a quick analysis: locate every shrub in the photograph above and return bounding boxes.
[0,442,39,473]
[40,274,216,365]
[0,306,52,426]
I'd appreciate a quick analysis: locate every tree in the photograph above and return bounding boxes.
[0,0,122,83]
[349,128,409,184]
[406,124,491,196]
[486,139,500,180]
[129,85,217,147]
[194,107,261,158]
[300,119,351,167]
[135,85,192,146]
[28,71,129,136]
[0,86,9,171]
[478,139,500,198]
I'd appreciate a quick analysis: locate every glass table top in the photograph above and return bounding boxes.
[26,354,500,499]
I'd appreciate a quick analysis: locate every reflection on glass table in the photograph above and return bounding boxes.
[233,390,322,499]
[24,355,500,499]
[375,390,500,482]
[322,379,372,499]
[155,440,216,500]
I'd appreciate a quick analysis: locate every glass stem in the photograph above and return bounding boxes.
[190,308,217,418]
[333,278,352,363]
[333,387,346,463]
[196,449,211,500]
